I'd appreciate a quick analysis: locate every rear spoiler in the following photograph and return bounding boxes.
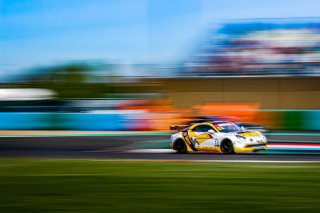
[170,125,189,131]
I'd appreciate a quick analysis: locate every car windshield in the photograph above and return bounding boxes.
[214,123,240,133]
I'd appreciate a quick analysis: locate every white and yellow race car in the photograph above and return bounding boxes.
[170,121,267,154]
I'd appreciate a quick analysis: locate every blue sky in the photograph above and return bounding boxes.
[1,0,320,74]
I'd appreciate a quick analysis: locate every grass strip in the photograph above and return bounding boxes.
[0,158,319,213]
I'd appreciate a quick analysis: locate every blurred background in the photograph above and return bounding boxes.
[1,2,320,212]
[1,0,320,132]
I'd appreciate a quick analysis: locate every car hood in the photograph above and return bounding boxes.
[238,131,261,138]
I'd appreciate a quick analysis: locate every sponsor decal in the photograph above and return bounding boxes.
[182,132,197,151]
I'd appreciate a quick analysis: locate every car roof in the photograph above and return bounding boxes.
[211,121,231,125]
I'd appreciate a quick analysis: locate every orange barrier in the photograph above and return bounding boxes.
[255,111,282,130]
[117,100,273,130]
[193,103,260,123]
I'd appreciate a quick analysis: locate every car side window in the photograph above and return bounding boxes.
[193,125,214,132]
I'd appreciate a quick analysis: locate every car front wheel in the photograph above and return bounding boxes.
[220,140,234,154]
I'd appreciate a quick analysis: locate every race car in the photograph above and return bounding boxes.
[170,121,267,154]
[183,116,268,132]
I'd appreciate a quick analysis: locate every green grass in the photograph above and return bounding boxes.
[0,159,319,213]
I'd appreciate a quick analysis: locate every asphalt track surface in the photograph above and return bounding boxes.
[0,133,319,161]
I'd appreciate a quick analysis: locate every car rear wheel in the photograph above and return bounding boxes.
[220,140,234,154]
[174,140,188,154]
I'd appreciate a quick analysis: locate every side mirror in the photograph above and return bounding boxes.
[208,129,215,134]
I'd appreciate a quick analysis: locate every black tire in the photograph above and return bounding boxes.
[220,139,235,154]
[174,140,188,154]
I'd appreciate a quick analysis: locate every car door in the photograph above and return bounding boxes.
[189,124,216,147]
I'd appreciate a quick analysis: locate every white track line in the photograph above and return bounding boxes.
[120,146,320,153]
[124,149,175,153]
[87,146,320,154]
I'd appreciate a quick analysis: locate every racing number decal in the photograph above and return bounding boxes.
[214,139,219,146]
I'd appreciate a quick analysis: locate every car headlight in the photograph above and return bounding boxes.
[260,133,266,141]
[235,135,246,144]
[236,135,246,140]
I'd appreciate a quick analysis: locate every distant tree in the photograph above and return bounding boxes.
[45,63,108,99]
